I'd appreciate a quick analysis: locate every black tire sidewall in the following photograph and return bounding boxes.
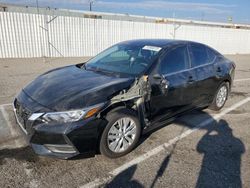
[100,108,141,158]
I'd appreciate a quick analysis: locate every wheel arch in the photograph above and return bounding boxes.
[96,100,141,153]
[100,100,137,118]
[223,77,232,91]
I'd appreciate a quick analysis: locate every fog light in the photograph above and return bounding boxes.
[44,144,77,154]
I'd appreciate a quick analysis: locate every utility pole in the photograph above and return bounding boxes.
[170,12,181,39]
[201,12,205,21]
[36,0,39,13]
[172,12,176,39]
[89,0,94,11]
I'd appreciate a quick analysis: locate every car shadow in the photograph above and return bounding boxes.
[106,109,245,188]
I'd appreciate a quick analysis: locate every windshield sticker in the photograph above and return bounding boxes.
[142,45,162,52]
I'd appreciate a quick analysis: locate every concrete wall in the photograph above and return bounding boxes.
[0,11,250,58]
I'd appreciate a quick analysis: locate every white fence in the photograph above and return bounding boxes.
[0,11,250,58]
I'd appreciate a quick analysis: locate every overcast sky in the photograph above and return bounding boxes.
[1,0,250,24]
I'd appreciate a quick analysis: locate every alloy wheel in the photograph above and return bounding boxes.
[107,117,137,153]
[216,85,228,108]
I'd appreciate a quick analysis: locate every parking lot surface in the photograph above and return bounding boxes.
[0,55,250,188]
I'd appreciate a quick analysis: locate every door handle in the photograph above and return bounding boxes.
[216,67,222,72]
[188,76,194,83]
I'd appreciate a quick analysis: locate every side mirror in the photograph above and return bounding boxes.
[153,73,162,80]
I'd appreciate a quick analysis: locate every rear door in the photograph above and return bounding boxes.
[188,43,217,106]
[149,44,197,120]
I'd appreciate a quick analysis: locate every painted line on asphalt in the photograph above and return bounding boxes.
[234,78,250,82]
[0,106,20,147]
[80,97,250,188]
[0,103,12,108]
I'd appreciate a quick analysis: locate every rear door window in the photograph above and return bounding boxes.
[206,47,217,63]
[160,45,189,75]
[189,43,211,67]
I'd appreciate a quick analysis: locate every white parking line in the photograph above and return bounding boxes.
[234,78,250,82]
[0,103,12,108]
[80,97,250,188]
[0,106,20,147]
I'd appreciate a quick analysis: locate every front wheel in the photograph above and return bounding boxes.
[209,82,229,111]
[100,108,141,158]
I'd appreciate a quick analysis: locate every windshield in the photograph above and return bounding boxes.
[85,43,162,76]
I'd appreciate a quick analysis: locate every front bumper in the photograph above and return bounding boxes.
[13,94,106,159]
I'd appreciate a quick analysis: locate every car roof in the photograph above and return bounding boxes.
[118,39,220,55]
[119,39,190,48]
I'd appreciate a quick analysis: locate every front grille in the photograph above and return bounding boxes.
[15,100,32,130]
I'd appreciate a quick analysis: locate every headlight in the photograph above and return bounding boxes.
[42,110,86,123]
[28,104,103,123]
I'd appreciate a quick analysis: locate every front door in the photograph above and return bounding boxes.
[149,44,197,121]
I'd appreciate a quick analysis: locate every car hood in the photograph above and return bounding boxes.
[23,65,134,111]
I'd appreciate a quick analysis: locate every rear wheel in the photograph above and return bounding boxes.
[209,82,229,111]
[100,108,141,158]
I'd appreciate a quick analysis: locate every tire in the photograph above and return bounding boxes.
[209,82,229,111]
[100,108,141,158]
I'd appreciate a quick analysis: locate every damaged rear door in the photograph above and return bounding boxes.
[149,44,196,121]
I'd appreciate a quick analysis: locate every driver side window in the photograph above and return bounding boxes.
[160,45,189,75]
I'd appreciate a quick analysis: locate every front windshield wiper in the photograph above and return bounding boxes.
[88,66,121,77]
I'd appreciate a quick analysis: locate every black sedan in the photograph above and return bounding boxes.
[14,39,235,159]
